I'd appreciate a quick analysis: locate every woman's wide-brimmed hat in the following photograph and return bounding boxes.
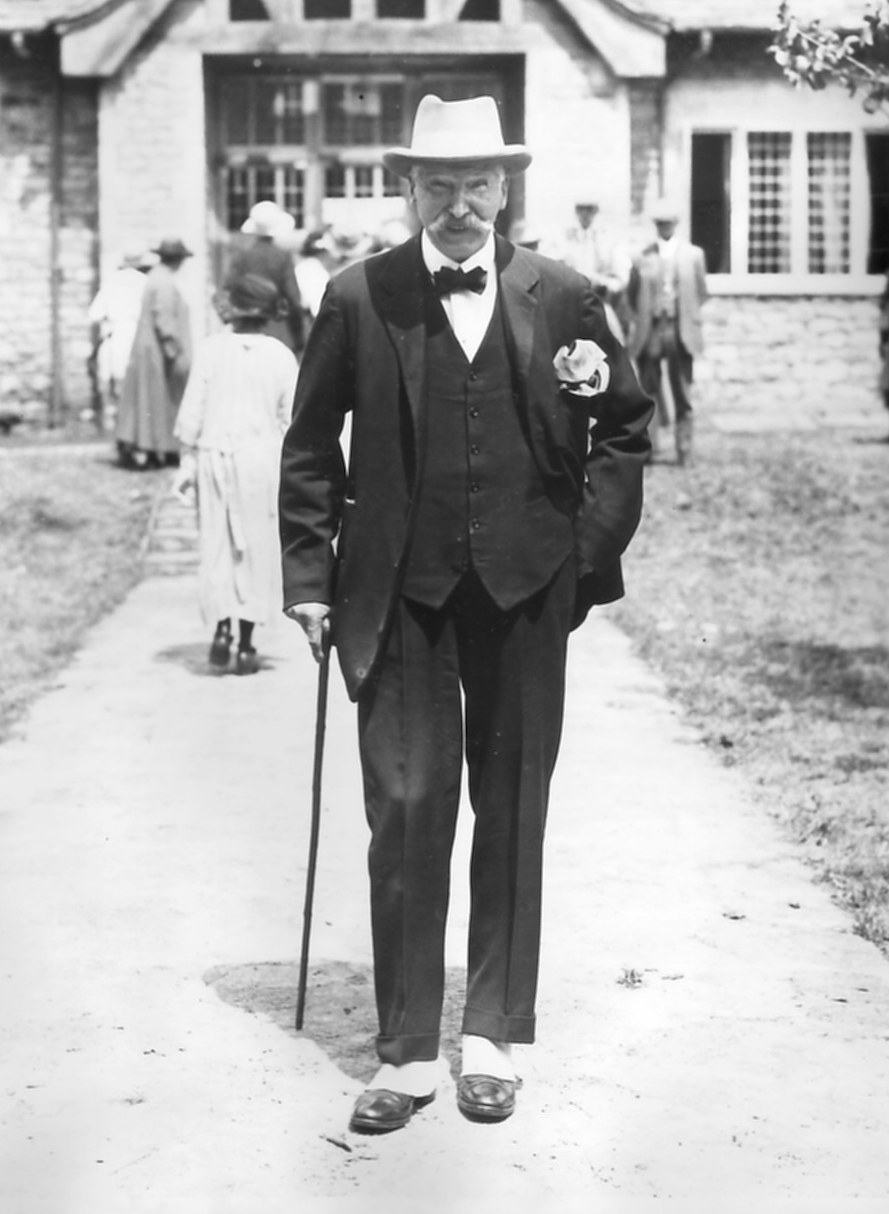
[119,248,157,270]
[218,273,280,322]
[241,200,296,239]
[152,237,193,261]
[383,94,531,178]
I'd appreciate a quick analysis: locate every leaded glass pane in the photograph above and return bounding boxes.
[807,132,851,274]
[747,132,792,274]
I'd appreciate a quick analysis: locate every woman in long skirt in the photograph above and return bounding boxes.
[173,274,298,673]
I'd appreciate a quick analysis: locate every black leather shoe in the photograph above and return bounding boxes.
[236,647,259,675]
[349,1088,435,1134]
[208,629,231,667]
[456,1074,518,1122]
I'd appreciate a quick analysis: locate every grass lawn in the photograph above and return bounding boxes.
[609,419,889,955]
[0,441,167,743]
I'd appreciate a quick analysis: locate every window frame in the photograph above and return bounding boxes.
[686,123,881,296]
[217,71,410,233]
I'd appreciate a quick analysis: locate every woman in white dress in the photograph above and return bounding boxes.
[173,274,298,674]
[88,249,155,431]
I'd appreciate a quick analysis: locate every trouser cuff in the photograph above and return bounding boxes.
[376,1031,440,1066]
[461,1006,536,1044]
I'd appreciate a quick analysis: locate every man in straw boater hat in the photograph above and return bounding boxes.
[279,94,653,1133]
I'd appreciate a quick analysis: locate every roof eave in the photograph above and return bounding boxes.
[554,0,668,78]
[58,0,176,76]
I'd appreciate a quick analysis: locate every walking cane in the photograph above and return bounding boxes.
[295,637,331,1031]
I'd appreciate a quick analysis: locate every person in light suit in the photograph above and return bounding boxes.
[279,95,652,1134]
[627,200,709,465]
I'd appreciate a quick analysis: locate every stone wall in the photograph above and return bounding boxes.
[627,81,662,224]
[98,1,207,351]
[60,79,99,420]
[0,38,97,424]
[697,296,884,424]
[523,0,631,245]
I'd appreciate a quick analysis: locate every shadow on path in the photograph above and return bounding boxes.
[205,959,468,1084]
[153,642,279,677]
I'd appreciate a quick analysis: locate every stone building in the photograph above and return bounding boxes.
[0,0,885,424]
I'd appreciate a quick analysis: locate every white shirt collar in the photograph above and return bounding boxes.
[421,230,496,276]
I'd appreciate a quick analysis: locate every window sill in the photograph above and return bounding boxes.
[707,274,884,297]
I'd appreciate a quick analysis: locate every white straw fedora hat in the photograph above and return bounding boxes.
[383,94,531,178]
[650,197,680,223]
[241,200,296,238]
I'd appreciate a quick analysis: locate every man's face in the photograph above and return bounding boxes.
[410,163,509,263]
[575,204,598,230]
[655,219,678,241]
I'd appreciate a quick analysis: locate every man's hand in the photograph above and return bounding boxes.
[285,602,331,664]
[172,452,197,505]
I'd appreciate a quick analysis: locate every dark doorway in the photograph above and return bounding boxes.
[866,132,889,275]
[690,132,731,273]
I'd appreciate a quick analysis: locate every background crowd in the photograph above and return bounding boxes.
[82,192,712,673]
[88,194,715,460]
[87,180,889,686]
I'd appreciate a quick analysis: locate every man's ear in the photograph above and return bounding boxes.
[499,176,510,213]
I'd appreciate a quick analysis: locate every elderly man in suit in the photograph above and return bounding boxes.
[627,199,709,465]
[279,94,652,1134]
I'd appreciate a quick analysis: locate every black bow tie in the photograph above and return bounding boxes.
[432,265,488,296]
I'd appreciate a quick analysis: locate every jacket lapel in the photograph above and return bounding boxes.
[496,236,539,391]
[377,236,428,445]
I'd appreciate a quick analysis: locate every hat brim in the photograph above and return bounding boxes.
[382,147,532,178]
[227,306,274,320]
[241,215,296,237]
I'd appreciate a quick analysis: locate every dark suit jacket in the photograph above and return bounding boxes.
[225,238,303,352]
[280,234,653,700]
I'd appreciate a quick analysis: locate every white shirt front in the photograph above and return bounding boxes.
[657,235,679,313]
[421,230,497,363]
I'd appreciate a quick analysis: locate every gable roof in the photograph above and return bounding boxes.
[0,1,113,30]
[551,0,866,78]
[620,0,863,31]
[558,0,667,74]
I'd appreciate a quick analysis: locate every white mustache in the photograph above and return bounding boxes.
[434,216,489,231]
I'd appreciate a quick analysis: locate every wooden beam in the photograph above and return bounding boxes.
[199,21,526,54]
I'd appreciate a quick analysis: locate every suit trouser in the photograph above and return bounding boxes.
[636,317,694,456]
[356,560,576,1067]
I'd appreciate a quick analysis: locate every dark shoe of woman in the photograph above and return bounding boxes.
[209,623,232,667]
[236,646,259,676]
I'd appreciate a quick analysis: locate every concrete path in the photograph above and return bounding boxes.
[2,482,889,1212]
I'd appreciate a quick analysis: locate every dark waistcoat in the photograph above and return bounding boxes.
[402,291,574,611]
